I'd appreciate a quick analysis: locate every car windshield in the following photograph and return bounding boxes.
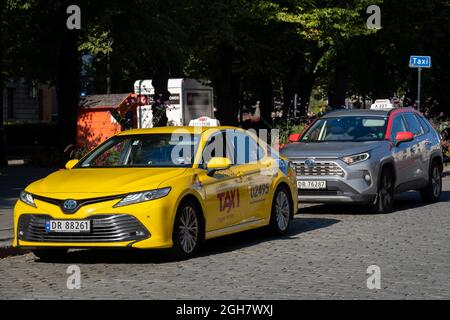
[301,116,388,142]
[77,134,200,168]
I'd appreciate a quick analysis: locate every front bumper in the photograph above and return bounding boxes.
[13,196,176,249]
[293,159,379,204]
[18,214,149,244]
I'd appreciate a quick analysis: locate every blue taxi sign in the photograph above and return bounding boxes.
[409,56,431,68]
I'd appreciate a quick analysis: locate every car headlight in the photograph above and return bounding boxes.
[114,187,171,207]
[341,152,370,165]
[20,191,36,207]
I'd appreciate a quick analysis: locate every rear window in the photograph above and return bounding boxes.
[417,115,430,134]
[403,113,424,137]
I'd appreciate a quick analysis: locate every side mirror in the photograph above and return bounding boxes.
[65,159,79,170]
[206,157,232,176]
[395,132,414,146]
[288,133,301,143]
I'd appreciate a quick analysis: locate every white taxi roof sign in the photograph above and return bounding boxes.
[189,117,221,127]
[370,99,394,110]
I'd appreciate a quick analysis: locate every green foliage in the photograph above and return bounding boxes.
[2,0,450,130]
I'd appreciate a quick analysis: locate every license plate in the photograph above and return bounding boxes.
[297,181,327,190]
[45,220,91,233]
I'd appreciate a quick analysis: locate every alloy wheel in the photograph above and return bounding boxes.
[380,174,393,209]
[431,166,442,198]
[178,206,199,254]
[275,191,290,231]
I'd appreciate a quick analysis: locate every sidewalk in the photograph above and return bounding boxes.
[0,166,57,248]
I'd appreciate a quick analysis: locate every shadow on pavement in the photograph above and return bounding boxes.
[298,190,450,216]
[33,217,339,264]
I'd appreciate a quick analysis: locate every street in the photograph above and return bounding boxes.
[0,171,449,299]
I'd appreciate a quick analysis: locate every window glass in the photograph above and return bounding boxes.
[226,131,264,165]
[390,115,408,141]
[202,132,232,166]
[301,116,387,142]
[403,113,424,136]
[79,134,198,168]
[417,115,430,134]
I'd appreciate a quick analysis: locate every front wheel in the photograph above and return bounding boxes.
[269,186,293,235]
[171,199,203,260]
[370,168,395,214]
[420,162,442,203]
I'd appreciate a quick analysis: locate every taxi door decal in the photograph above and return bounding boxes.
[217,189,240,213]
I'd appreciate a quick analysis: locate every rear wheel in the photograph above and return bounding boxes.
[269,186,293,235]
[370,168,394,214]
[32,249,68,262]
[171,199,203,260]
[420,161,442,203]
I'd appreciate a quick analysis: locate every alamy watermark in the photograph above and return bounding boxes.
[366,5,382,30]
[66,265,81,289]
[366,265,381,290]
[66,5,81,30]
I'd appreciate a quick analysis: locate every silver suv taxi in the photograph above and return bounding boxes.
[281,108,443,213]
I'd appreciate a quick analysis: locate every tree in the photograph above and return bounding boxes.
[277,0,381,110]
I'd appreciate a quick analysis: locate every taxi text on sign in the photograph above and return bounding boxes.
[409,56,431,68]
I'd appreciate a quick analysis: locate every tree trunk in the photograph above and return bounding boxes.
[328,45,348,108]
[213,45,239,126]
[57,30,81,150]
[0,3,6,167]
[298,76,314,116]
[328,63,348,108]
[283,46,324,119]
[283,53,303,116]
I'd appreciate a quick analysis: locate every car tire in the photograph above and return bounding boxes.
[370,168,395,214]
[171,199,203,260]
[420,161,442,203]
[269,186,293,235]
[32,249,68,262]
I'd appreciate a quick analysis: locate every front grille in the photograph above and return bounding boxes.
[18,214,150,243]
[293,161,345,177]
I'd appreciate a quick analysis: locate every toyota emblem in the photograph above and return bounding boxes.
[63,199,78,212]
[305,159,315,168]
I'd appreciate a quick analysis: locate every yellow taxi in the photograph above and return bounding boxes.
[14,126,298,260]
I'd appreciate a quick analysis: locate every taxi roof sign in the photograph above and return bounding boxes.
[189,117,221,127]
[370,99,394,110]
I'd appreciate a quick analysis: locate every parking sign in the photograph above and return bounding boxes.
[409,55,431,68]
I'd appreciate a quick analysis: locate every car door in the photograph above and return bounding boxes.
[226,130,271,223]
[200,131,244,232]
[402,113,428,182]
[390,114,417,188]
[416,114,434,178]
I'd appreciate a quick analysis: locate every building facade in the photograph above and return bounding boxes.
[2,80,57,123]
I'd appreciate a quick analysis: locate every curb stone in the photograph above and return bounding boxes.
[0,241,28,259]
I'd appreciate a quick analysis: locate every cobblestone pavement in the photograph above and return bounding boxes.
[0,178,449,300]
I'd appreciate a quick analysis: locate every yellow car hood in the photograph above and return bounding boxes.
[27,168,187,196]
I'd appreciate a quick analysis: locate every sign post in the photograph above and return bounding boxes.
[409,55,431,109]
